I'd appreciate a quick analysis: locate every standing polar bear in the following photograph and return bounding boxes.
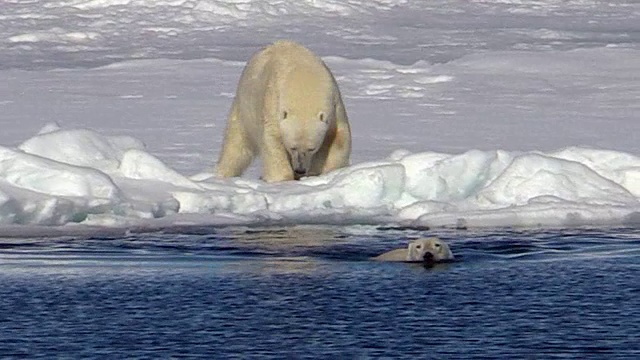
[215,40,352,182]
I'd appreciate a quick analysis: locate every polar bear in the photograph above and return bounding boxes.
[371,237,455,263]
[215,40,352,182]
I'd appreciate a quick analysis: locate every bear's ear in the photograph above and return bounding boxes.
[318,111,327,123]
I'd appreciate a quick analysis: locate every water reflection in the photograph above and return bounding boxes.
[221,257,324,276]
[1,225,639,274]
[233,225,345,246]
[1,226,639,359]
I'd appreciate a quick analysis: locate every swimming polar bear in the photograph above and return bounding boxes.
[371,237,454,263]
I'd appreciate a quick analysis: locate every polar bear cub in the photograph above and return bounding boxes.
[371,237,455,263]
[215,40,352,182]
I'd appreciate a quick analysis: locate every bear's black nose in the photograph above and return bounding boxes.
[294,169,306,176]
[423,252,434,262]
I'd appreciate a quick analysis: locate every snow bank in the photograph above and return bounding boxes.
[1,125,638,229]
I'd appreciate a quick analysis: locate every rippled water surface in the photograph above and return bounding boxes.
[1,226,639,359]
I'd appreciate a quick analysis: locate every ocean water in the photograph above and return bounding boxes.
[1,226,639,359]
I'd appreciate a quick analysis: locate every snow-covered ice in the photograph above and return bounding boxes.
[0,125,638,230]
[0,0,639,232]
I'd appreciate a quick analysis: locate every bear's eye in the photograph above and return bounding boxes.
[416,244,422,249]
[434,243,441,247]
[318,112,325,123]
[282,111,288,120]
[307,147,316,152]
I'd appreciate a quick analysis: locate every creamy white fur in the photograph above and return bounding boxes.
[215,40,352,182]
[372,237,454,262]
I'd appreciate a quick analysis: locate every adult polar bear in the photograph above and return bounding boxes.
[215,40,352,182]
[371,237,455,263]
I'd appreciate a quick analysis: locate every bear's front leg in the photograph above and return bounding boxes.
[320,102,352,174]
[215,101,256,178]
[261,133,295,182]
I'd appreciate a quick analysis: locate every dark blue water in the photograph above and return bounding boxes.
[1,225,639,359]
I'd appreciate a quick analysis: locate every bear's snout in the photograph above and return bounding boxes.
[422,252,435,262]
[293,167,307,180]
